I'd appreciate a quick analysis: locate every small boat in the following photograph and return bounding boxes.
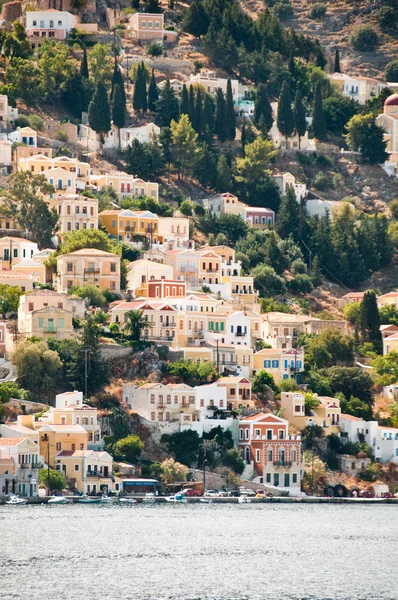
[119,497,138,505]
[77,495,102,504]
[143,492,156,504]
[6,495,27,505]
[238,495,251,504]
[48,495,71,505]
[100,494,113,504]
[165,493,187,504]
[199,498,213,504]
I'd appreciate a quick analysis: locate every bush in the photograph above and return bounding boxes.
[291,258,307,274]
[350,26,379,52]
[179,200,194,216]
[147,42,163,57]
[272,1,294,20]
[308,2,327,19]
[375,6,398,32]
[28,114,44,131]
[55,129,68,142]
[14,115,30,128]
[384,59,398,82]
[288,274,313,294]
[313,172,330,191]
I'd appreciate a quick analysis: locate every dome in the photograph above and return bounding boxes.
[384,93,398,107]
[357,451,368,459]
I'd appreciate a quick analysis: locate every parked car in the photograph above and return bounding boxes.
[242,488,255,496]
[205,489,220,497]
[226,489,240,497]
[183,488,202,497]
[218,490,228,497]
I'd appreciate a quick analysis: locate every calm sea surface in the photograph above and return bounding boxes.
[0,503,397,600]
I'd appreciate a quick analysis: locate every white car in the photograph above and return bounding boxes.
[205,489,220,497]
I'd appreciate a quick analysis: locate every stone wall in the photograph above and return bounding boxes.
[42,120,78,145]
[2,1,22,21]
[14,146,52,165]
[99,345,133,360]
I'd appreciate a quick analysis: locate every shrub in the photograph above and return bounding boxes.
[384,59,398,82]
[375,6,398,32]
[14,115,30,128]
[291,258,307,274]
[350,26,379,52]
[308,2,327,19]
[28,114,44,131]
[55,129,68,142]
[272,1,294,20]
[288,274,313,294]
[316,153,334,167]
[147,42,163,57]
[194,204,205,216]
[313,172,330,191]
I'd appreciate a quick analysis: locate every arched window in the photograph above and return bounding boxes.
[245,446,250,464]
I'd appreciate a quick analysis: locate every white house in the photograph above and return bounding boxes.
[188,71,254,116]
[0,140,12,166]
[272,172,307,200]
[269,102,315,151]
[8,127,37,147]
[340,414,398,465]
[0,94,18,127]
[25,10,76,41]
[330,73,388,105]
[125,259,174,295]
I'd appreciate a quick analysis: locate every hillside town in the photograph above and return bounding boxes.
[1,0,398,504]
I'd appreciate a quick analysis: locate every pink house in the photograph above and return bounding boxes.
[128,13,178,43]
[244,207,275,229]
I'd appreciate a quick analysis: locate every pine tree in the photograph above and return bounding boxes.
[215,88,227,142]
[180,83,189,115]
[225,78,236,141]
[203,93,214,133]
[159,126,173,180]
[156,79,179,126]
[333,48,341,73]
[182,0,209,39]
[312,82,327,141]
[88,80,111,145]
[277,82,294,147]
[194,142,218,189]
[111,58,126,106]
[188,85,196,129]
[195,86,204,136]
[148,69,158,112]
[80,45,89,79]
[254,83,273,133]
[170,114,198,180]
[359,290,381,349]
[293,90,307,150]
[275,185,300,241]
[360,117,388,164]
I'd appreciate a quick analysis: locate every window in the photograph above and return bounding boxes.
[264,360,271,368]
[58,318,64,328]
[112,219,116,228]
[255,449,260,463]
[13,248,18,258]
[245,429,249,440]
[67,262,73,272]
[155,21,160,28]
[271,360,279,368]
[148,21,153,28]
[74,464,80,471]
[295,405,301,413]
[278,430,284,440]
[38,318,44,328]
[239,428,243,440]
[200,399,204,408]
[268,450,272,462]
[150,394,155,403]
[292,474,297,484]
[56,442,61,451]
[266,429,272,440]
[266,473,271,483]
[28,302,34,312]
[141,20,146,28]
[151,412,155,420]
[167,395,171,404]
[110,263,116,273]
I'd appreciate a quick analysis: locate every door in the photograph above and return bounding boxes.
[273,473,279,487]
[58,179,63,190]
[284,473,290,487]
[104,466,109,477]
[48,318,54,332]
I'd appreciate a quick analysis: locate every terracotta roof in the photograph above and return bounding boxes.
[0,271,34,279]
[0,438,22,446]
[61,248,119,257]
[0,236,36,244]
[341,413,363,421]
[217,376,250,384]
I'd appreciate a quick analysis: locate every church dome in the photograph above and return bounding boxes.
[385,94,398,107]
[384,94,398,115]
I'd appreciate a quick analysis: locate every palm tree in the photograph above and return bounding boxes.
[123,309,150,343]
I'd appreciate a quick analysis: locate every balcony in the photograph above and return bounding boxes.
[157,403,166,409]
[84,269,100,275]
[204,269,219,273]
[142,335,175,342]
[180,266,199,272]
[273,461,292,468]
[235,331,246,336]
[19,463,40,469]
[45,327,57,333]
[86,470,101,477]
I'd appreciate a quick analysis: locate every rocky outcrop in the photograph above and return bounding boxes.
[112,347,167,382]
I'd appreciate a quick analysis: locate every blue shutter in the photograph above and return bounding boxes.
[296,360,302,368]
[284,360,288,368]
[264,360,271,368]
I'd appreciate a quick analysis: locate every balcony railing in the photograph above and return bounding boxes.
[87,470,102,477]
[204,269,219,273]
[273,461,293,468]
[45,327,57,333]
[235,331,246,336]
[180,266,199,272]
[19,463,40,469]
[84,269,100,275]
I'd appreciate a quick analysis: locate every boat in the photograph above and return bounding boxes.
[100,494,113,504]
[77,495,102,504]
[5,495,27,505]
[143,492,156,504]
[199,498,213,504]
[48,495,71,505]
[119,497,138,505]
[238,495,251,504]
[165,492,187,504]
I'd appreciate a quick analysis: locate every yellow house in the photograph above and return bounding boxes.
[55,449,116,495]
[38,422,88,468]
[216,376,252,410]
[12,258,46,284]
[280,392,341,435]
[110,300,178,346]
[90,172,158,199]
[253,348,305,383]
[196,249,222,285]
[56,248,121,294]
[383,332,398,355]
[99,209,161,244]
[18,154,90,180]
[25,305,74,341]
[48,193,98,238]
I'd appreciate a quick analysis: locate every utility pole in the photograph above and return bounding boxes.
[203,445,207,493]
[47,443,51,496]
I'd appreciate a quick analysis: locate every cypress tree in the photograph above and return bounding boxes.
[156,79,179,126]
[241,119,246,151]
[111,58,126,106]
[203,93,214,133]
[215,88,227,142]
[133,63,143,112]
[80,45,89,79]
[254,83,273,133]
[188,85,196,129]
[180,83,189,115]
[148,69,159,112]
[111,84,125,147]
[88,80,111,145]
[359,290,382,349]
[275,185,300,241]
[277,82,294,147]
[293,90,307,150]
[334,48,341,73]
[141,61,147,113]
[182,0,209,39]
[312,81,327,141]
[310,255,323,287]
[288,50,296,79]
[216,154,232,191]
[195,86,204,136]
[225,78,236,141]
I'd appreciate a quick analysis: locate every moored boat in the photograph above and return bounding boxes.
[119,497,138,505]
[165,492,187,504]
[143,492,156,504]
[238,495,251,504]
[6,495,27,505]
[100,494,113,504]
[77,496,102,504]
[48,495,71,505]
